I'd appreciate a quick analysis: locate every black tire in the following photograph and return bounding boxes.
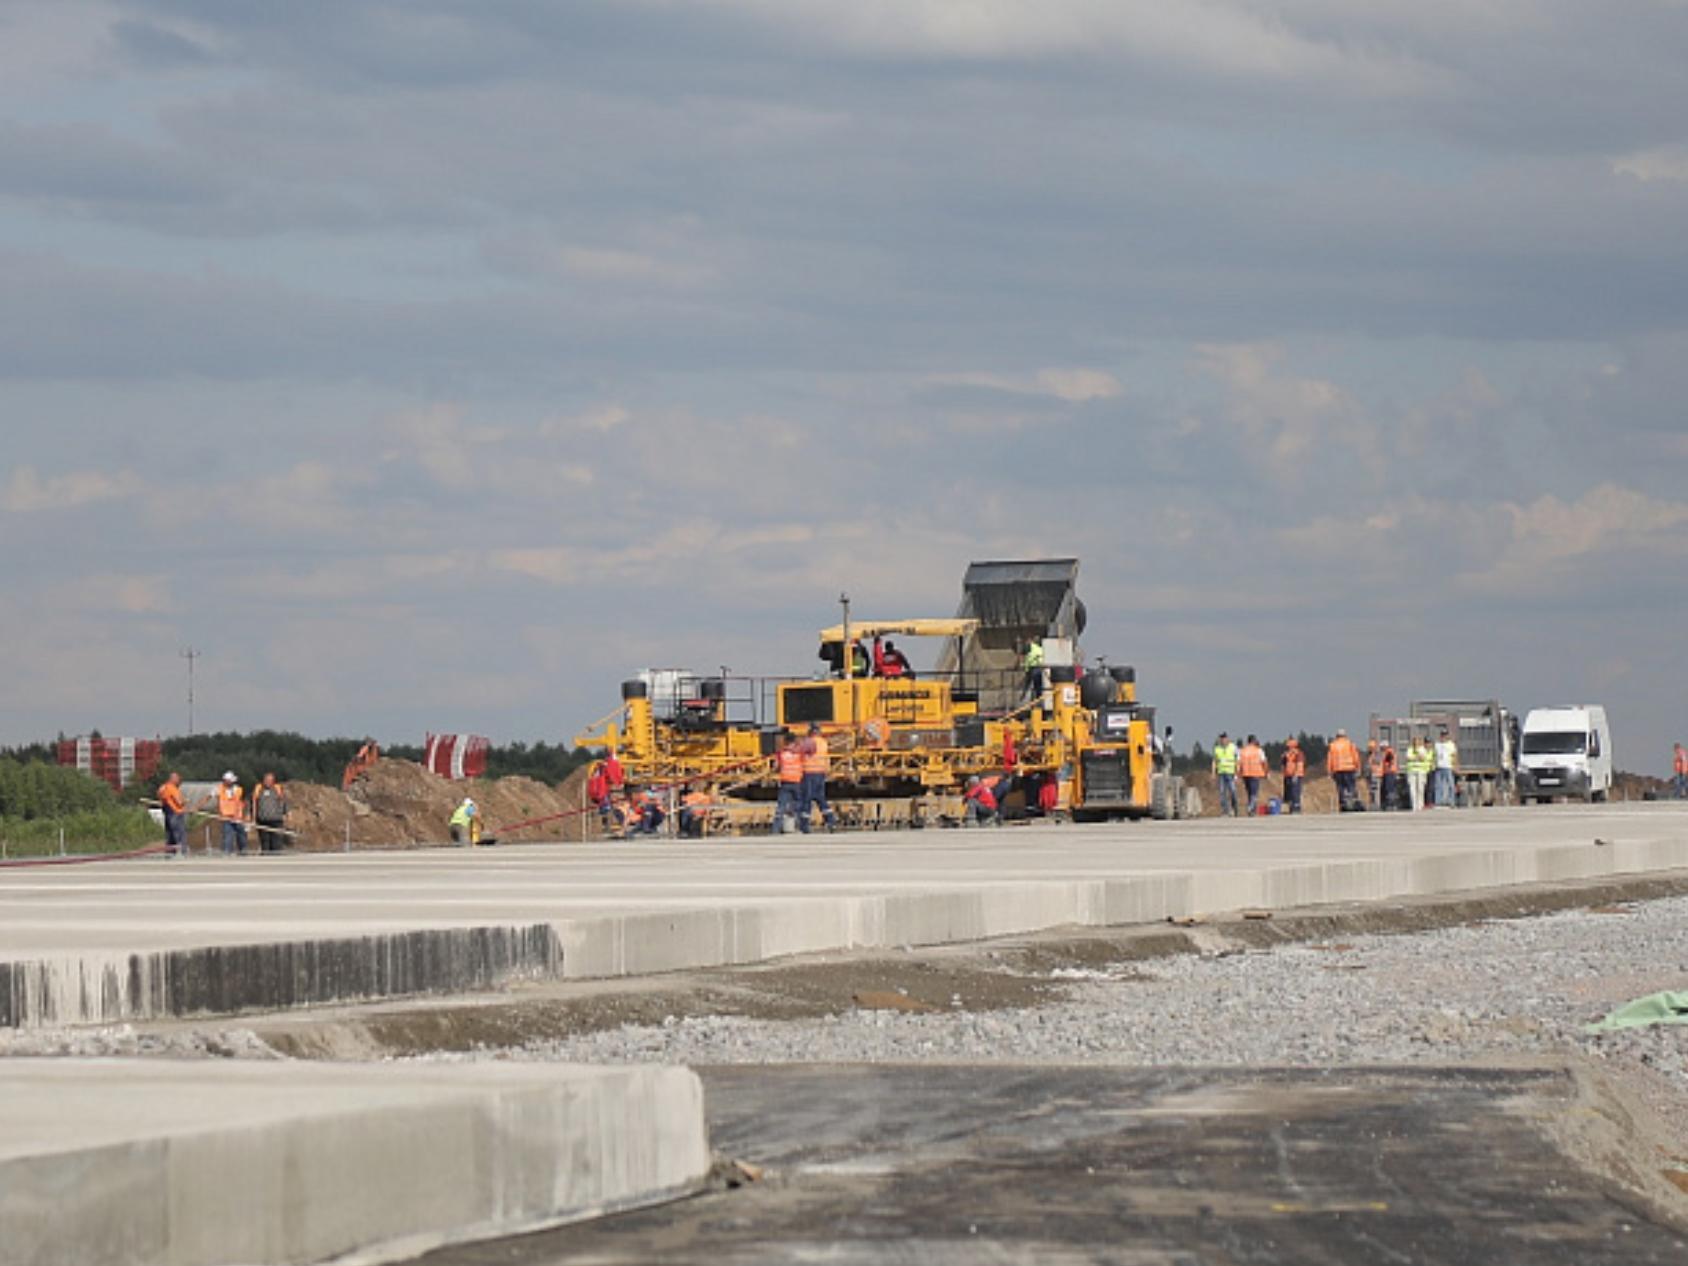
[1592,788,1608,804]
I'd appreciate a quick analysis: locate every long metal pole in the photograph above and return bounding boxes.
[180,647,201,735]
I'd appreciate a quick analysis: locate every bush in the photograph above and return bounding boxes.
[0,809,159,859]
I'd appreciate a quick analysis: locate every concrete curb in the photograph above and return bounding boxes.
[0,1060,711,1266]
[4,812,1686,1028]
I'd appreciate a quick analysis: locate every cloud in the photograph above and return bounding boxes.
[927,368,1123,404]
[1613,145,1688,184]
[2,464,141,513]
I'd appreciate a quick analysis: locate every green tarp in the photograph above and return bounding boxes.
[1584,991,1688,1033]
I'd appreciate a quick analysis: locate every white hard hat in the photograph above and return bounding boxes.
[222,771,238,783]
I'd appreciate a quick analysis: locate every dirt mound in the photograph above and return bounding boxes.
[284,759,596,851]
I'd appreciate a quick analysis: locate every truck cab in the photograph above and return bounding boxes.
[1516,705,1613,804]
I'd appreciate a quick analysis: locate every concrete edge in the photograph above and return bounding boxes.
[7,831,1688,1028]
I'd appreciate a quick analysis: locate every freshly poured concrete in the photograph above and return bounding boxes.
[3,804,1685,1027]
[0,1059,711,1266]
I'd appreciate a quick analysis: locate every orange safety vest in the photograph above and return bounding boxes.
[777,748,804,783]
[1328,737,1360,773]
[1282,747,1305,778]
[158,783,186,814]
[217,785,245,820]
[1381,747,1398,775]
[1238,745,1267,778]
[802,735,830,776]
[1676,748,1688,775]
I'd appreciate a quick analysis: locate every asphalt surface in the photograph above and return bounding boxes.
[416,1065,1687,1265]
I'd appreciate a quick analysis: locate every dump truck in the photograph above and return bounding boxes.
[573,560,1182,831]
[1369,698,1518,807]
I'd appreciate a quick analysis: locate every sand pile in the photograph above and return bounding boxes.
[283,759,597,851]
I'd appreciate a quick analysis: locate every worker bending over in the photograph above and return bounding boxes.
[449,796,480,846]
[963,775,1001,827]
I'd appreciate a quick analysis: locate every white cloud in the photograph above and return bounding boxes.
[1613,145,1688,184]
[927,367,1123,403]
[1,464,140,513]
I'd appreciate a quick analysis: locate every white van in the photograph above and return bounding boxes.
[1516,705,1613,804]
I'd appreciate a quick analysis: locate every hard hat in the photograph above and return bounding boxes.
[221,771,237,783]
[1336,728,1347,737]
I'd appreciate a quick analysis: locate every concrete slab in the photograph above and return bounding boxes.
[0,1059,712,1266]
[2,804,1685,1027]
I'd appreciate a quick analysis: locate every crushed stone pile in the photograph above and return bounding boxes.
[284,759,597,850]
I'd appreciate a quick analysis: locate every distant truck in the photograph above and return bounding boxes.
[1515,705,1614,804]
[1370,699,1519,807]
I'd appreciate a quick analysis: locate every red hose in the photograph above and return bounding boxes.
[0,842,168,869]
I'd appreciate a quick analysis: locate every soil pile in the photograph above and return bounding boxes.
[1182,769,1341,816]
[284,759,595,851]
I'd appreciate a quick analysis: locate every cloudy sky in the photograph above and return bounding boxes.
[4,1,1687,772]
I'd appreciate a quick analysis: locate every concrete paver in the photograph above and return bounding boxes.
[0,1058,711,1266]
[3,804,1685,1027]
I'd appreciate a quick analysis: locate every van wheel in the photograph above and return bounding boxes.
[1592,789,1608,804]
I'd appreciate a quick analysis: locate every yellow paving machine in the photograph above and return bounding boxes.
[574,559,1183,829]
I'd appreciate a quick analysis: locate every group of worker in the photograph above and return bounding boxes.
[775,724,838,834]
[1210,728,1463,817]
[156,769,291,857]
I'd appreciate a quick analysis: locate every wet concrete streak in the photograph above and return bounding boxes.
[416,1066,1688,1265]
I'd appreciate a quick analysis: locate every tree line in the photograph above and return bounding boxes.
[1173,731,1332,776]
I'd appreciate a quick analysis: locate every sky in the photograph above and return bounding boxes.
[2,1,1686,772]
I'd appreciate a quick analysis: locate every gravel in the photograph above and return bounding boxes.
[477,897,1688,1088]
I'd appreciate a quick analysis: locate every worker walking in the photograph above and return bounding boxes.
[1674,743,1687,799]
[1212,732,1240,817]
[1405,736,1433,811]
[773,733,806,834]
[1327,729,1361,812]
[253,772,290,853]
[158,771,188,857]
[1238,735,1268,817]
[1433,728,1460,808]
[800,723,838,834]
[1281,738,1305,815]
[212,771,249,855]
[449,796,479,847]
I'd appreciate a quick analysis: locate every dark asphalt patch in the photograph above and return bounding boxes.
[415,1066,1687,1265]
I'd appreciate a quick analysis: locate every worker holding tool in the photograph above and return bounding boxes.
[1280,738,1305,815]
[773,732,806,834]
[800,723,838,834]
[158,771,188,857]
[449,796,479,847]
[253,772,290,854]
[1327,729,1362,812]
[1405,735,1433,811]
[209,771,249,855]
[1238,735,1268,816]
[1211,732,1240,817]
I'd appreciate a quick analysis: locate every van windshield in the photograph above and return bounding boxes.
[1522,731,1586,756]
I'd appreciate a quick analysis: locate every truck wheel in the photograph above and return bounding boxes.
[1592,789,1608,804]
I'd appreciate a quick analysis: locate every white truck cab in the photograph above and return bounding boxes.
[1516,705,1613,804]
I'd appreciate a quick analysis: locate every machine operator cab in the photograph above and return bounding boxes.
[796,618,981,737]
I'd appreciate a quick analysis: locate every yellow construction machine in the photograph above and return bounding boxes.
[573,559,1183,830]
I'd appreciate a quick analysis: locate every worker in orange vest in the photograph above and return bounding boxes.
[213,771,249,855]
[158,771,189,857]
[679,787,713,839]
[773,732,806,834]
[1327,729,1362,812]
[1280,738,1306,815]
[799,722,838,833]
[1378,744,1399,812]
[1364,739,1382,810]
[1674,742,1687,800]
[1238,735,1269,816]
